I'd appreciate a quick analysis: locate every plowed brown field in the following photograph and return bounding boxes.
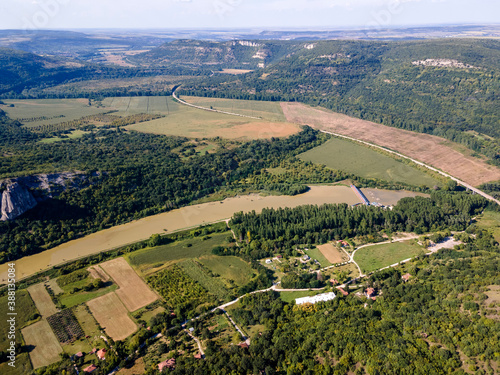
[282,102,500,186]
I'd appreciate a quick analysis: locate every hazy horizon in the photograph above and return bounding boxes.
[1,0,499,31]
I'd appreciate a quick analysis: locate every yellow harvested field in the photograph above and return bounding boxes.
[21,320,62,369]
[27,283,58,317]
[86,292,137,341]
[88,265,111,282]
[317,243,348,264]
[282,102,500,186]
[99,258,157,312]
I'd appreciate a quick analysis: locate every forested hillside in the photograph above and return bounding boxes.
[178,39,500,163]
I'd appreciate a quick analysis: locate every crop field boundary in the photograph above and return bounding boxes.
[319,130,500,206]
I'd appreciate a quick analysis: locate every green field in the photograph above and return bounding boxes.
[39,130,89,143]
[0,290,39,352]
[477,210,500,242]
[305,248,332,268]
[0,291,39,375]
[59,285,118,309]
[278,291,323,303]
[127,232,230,273]
[198,256,255,287]
[2,99,108,127]
[182,96,286,122]
[3,96,299,140]
[354,241,425,274]
[179,259,233,301]
[299,137,441,187]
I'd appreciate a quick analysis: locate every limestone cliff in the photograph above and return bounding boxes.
[0,172,98,221]
[0,182,37,221]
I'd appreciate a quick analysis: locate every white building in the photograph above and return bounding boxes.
[295,292,336,305]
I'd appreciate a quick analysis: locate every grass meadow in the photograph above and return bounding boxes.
[354,241,425,274]
[299,137,442,187]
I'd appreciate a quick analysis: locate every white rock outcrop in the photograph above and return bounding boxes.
[0,182,38,221]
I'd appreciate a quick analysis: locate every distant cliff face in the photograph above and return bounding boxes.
[0,182,37,221]
[0,172,97,221]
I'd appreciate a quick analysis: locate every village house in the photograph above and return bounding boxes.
[83,364,97,373]
[401,273,412,282]
[337,287,349,296]
[96,348,106,360]
[158,358,176,372]
[365,288,376,300]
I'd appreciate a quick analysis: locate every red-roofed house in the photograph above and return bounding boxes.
[75,352,83,358]
[238,342,249,349]
[401,273,412,282]
[158,358,176,372]
[337,287,349,296]
[96,348,106,360]
[83,364,97,373]
[194,353,202,359]
[365,288,376,299]
[329,279,339,286]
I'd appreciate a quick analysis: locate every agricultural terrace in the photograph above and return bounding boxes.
[27,283,58,317]
[299,137,441,187]
[21,320,62,369]
[354,240,425,274]
[284,102,500,186]
[86,292,137,341]
[100,257,158,311]
[317,243,349,264]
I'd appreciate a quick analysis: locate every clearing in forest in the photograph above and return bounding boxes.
[317,243,348,264]
[27,283,58,317]
[86,292,137,341]
[354,241,424,274]
[21,320,62,369]
[99,257,157,312]
[299,137,441,187]
[283,102,500,186]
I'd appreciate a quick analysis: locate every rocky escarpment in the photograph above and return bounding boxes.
[0,172,99,221]
[0,182,37,221]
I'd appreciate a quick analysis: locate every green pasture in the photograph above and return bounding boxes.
[354,241,424,274]
[299,137,441,187]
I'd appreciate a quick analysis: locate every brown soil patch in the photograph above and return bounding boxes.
[22,320,62,369]
[27,283,58,317]
[281,102,500,186]
[117,357,146,375]
[88,265,111,282]
[99,258,157,312]
[317,243,348,263]
[86,292,137,341]
[225,121,300,140]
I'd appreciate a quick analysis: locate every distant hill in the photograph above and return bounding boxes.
[128,39,304,69]
[178,38,500,163]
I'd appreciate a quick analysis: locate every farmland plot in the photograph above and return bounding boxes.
[317,243,349,264]
[21,320,62,369]
[100,257,157,311]
[27,283,58,317]
[86,292,137,341]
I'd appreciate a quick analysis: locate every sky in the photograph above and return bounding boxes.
[0,0,499,30]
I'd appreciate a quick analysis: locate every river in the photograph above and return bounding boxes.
[0,185,423,282]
